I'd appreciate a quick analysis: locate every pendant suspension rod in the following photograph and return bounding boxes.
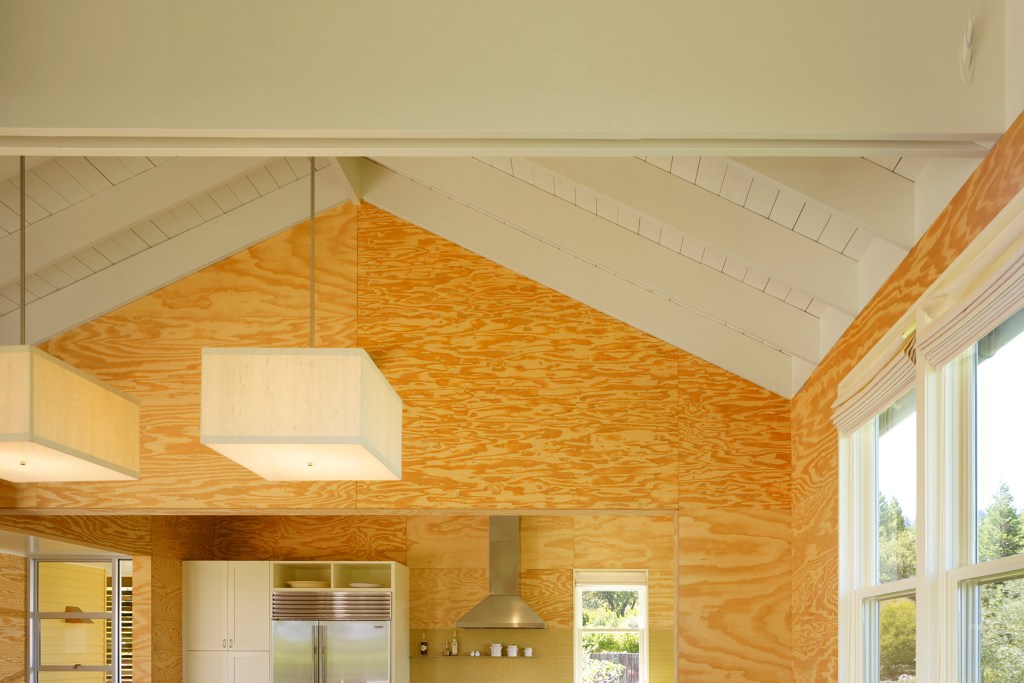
[19,156,26,345]
[310,156,316,349]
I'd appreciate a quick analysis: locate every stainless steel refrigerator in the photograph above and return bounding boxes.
[273,592,391,683]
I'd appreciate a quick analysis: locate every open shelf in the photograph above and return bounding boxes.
[271,561,395,590]
[272,562,331,589]
[332,562,393,589]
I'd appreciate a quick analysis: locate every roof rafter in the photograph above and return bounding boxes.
[732,156,916,249]
[0,157,271,291]
[529,156,861,315]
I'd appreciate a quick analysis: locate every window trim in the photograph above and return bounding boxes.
[839,185,1024,683]
[29,555,131,683]
[573,569,649,683]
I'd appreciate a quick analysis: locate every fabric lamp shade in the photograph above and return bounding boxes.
[0,346,140,482]
[200,348,402,481]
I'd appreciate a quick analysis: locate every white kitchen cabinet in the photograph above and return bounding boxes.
[186,650,270,683]
[184,561,270,682]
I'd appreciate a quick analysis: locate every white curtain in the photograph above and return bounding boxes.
[919,252,1024,370]
[831,334,916,434]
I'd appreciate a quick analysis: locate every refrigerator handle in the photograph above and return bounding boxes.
[311,624,318,683]
[318,624,325,683]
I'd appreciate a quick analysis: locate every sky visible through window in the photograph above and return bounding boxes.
[878,332,1024,526]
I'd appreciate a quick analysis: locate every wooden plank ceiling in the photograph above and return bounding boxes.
[0,153,976,397]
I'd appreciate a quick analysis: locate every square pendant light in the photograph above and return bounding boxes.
[199,348,402,481]
[0,346,140,482]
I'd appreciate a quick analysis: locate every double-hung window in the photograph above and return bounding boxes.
[574,570,648,683]
[839,202,1024,682]
[942,307,1024,683]
[842,381,920,682]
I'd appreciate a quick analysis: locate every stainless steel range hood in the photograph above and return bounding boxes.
[455,516,546,629]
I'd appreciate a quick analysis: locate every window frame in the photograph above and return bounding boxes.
[29,555,132,683]
[840,316,1024,682]
[840,387,923,683]
[573,570,649,683]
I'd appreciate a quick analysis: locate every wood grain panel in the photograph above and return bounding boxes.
[132,554,152,683]
[0,515,153,555]
[355,204,679,511]
[521,568,573,629]
[115,203,357,323]
[520,516,574,570]
[406,516,488,569]
[679,509,791,683]
[410,567,488,629]
[0,482,20,508]
[789,114,1024,680]
[151,516,214,683]
[211,515,407,562]
[573,515,676,569]
[678,351,791,510]
[648,569,676,630]
[0,553,24,683]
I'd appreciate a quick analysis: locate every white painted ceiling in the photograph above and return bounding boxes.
[0,0,1016,397]
[0,151,985,397]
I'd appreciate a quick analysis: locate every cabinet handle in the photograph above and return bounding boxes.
[229,638,233,648]
[222,639,226,649]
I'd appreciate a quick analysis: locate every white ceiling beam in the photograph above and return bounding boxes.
[0,172,348,345]
[0,136,990,158]
[378,156,821,362]
[0,157,269,290]
[331,157,362,205]
[732,157,917,249]
[530,156,860,315]
[359,160,794,397]
[1,3,1004,139]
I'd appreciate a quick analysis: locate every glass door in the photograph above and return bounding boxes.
[31,559,130,683]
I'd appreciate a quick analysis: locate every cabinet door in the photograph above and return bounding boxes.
[229,651,270,683]
[229,562,271,650]
[185,562,228,650]
[186,650,226,683]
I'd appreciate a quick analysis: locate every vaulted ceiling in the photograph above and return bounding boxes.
[0,151,986,396]
[0,0,1018,397]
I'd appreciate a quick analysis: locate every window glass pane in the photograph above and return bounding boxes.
[581,589,640,629]
[979,575,1024,682]
[581,640,637,683]
[38,561,111,613]
[39,617,112,667]
[119,559,133,681]
[976,308,1024,563]
[877,390,917,583]
[877,594,916,682]
[578,585,643,683]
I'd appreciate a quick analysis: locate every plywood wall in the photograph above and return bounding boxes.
[0,553,24,683]
[789,115,1024,680]
[5,193,793,679]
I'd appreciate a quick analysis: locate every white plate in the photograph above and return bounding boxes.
[286,580,330,588]
[349,582,383,588]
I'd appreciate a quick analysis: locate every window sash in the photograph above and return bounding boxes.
[573,576,648,683]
